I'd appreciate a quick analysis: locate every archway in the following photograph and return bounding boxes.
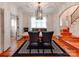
[60,5,79,37]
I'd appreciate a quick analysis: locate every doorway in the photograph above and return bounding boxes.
[10,14,18,53]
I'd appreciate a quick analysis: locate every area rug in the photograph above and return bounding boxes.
[12,40,69,57]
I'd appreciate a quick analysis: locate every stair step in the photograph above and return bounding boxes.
[63,29,69,32]
[61,32,72,36]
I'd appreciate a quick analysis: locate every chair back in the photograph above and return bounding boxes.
[42,32,54,43]
[28,32,39,43]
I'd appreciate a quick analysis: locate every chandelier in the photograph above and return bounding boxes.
[36,2,43,20]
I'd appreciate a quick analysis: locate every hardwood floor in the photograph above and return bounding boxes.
[0,34,79,57]
[52,36,79,57]
[0,36,28,57]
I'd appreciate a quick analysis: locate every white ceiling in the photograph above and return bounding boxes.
[13,2,79,14]
[13,2,66,13]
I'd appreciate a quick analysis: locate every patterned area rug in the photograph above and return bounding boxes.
[12,40,69,57]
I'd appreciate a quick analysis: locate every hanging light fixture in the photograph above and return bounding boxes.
[36,2,43,20]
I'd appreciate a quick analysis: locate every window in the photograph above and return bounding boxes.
[31,16,47,28]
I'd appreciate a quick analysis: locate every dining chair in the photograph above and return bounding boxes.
[28,31,39,54]
[42,31,54,54]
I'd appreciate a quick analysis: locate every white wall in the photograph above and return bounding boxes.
[17,9,24,39]
[23,13,55,32]
[23,13,33,31]
[0,9,4,53]
[70,18,79,37]
[0,3,24,52]
[71,6,79,23]
[60,5,78,28]
[23,14,29,28]
[0,3,14,51]
[3,3,18,51]
[0,14,2,52]
[47,14,54,31]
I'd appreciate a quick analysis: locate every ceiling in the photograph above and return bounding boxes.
[14,2,66,14]
[13,2,79,14]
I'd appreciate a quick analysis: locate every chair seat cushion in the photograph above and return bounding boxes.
[43,43,50,46]
[31,42,38,46]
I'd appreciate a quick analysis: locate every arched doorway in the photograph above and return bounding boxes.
[60,5,79,37]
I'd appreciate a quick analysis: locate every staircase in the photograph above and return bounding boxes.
[57,6,79,56]
[61,27,72,38]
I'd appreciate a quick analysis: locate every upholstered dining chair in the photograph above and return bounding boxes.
[42,31,54,54]
[28,32,39,54]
